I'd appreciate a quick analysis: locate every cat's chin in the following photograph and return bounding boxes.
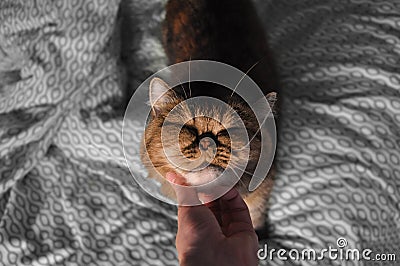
[180,166,224,186]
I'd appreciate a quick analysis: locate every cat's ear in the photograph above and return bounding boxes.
[149,78,176,116]
[253,92,278,118]
[265,92,278,115]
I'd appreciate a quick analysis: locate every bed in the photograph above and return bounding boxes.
[0,0,399,265]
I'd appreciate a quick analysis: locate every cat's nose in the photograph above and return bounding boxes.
[199,137,213,151]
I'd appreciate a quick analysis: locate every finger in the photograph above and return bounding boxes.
[166,172,221,233]
[220,189,254,233]
[224,221,258,238]
[205,199,222,226]
[165,172,201,206]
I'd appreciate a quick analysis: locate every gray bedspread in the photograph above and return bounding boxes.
[0,0,399,265]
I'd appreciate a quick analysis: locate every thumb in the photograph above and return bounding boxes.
[166,172,220,232]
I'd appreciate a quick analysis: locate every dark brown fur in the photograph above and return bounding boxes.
[163,0,279,97]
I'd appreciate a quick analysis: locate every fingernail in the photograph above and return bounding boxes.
[165,172,176,183]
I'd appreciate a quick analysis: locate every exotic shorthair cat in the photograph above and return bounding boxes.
[140,0,279,228]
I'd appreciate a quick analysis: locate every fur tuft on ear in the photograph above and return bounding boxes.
[253,92,278,119]
[149,78,176,116]
[265,92,278,115]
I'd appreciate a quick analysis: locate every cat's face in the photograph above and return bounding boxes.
[142,78,273,191]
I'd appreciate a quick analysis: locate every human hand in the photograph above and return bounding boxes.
[166,172,259,266]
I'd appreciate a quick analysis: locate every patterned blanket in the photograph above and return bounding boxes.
[0,0,399,265]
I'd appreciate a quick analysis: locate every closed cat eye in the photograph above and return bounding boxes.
[182,125,198,136]
[217,127,243,137]
[216,129,229,137]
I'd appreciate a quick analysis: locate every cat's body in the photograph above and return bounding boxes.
[140,0,278,228]
[163,0,278,97]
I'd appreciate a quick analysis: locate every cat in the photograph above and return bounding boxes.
[140,0,279,229]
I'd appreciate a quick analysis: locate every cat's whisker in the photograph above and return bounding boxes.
[228,166,247,187]
[231,119,272,152]
[171,157,198,171]
[239,178,247,188]
[188,56,192,97]
[227,159,240,167]
[230,163,244,176]
[230,60,260,97]
[174,75,188,99]
[229,162,256,177]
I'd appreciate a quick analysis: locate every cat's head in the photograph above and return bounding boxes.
[141,77,276,192]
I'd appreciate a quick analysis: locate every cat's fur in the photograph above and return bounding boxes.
[140,0,278,228]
